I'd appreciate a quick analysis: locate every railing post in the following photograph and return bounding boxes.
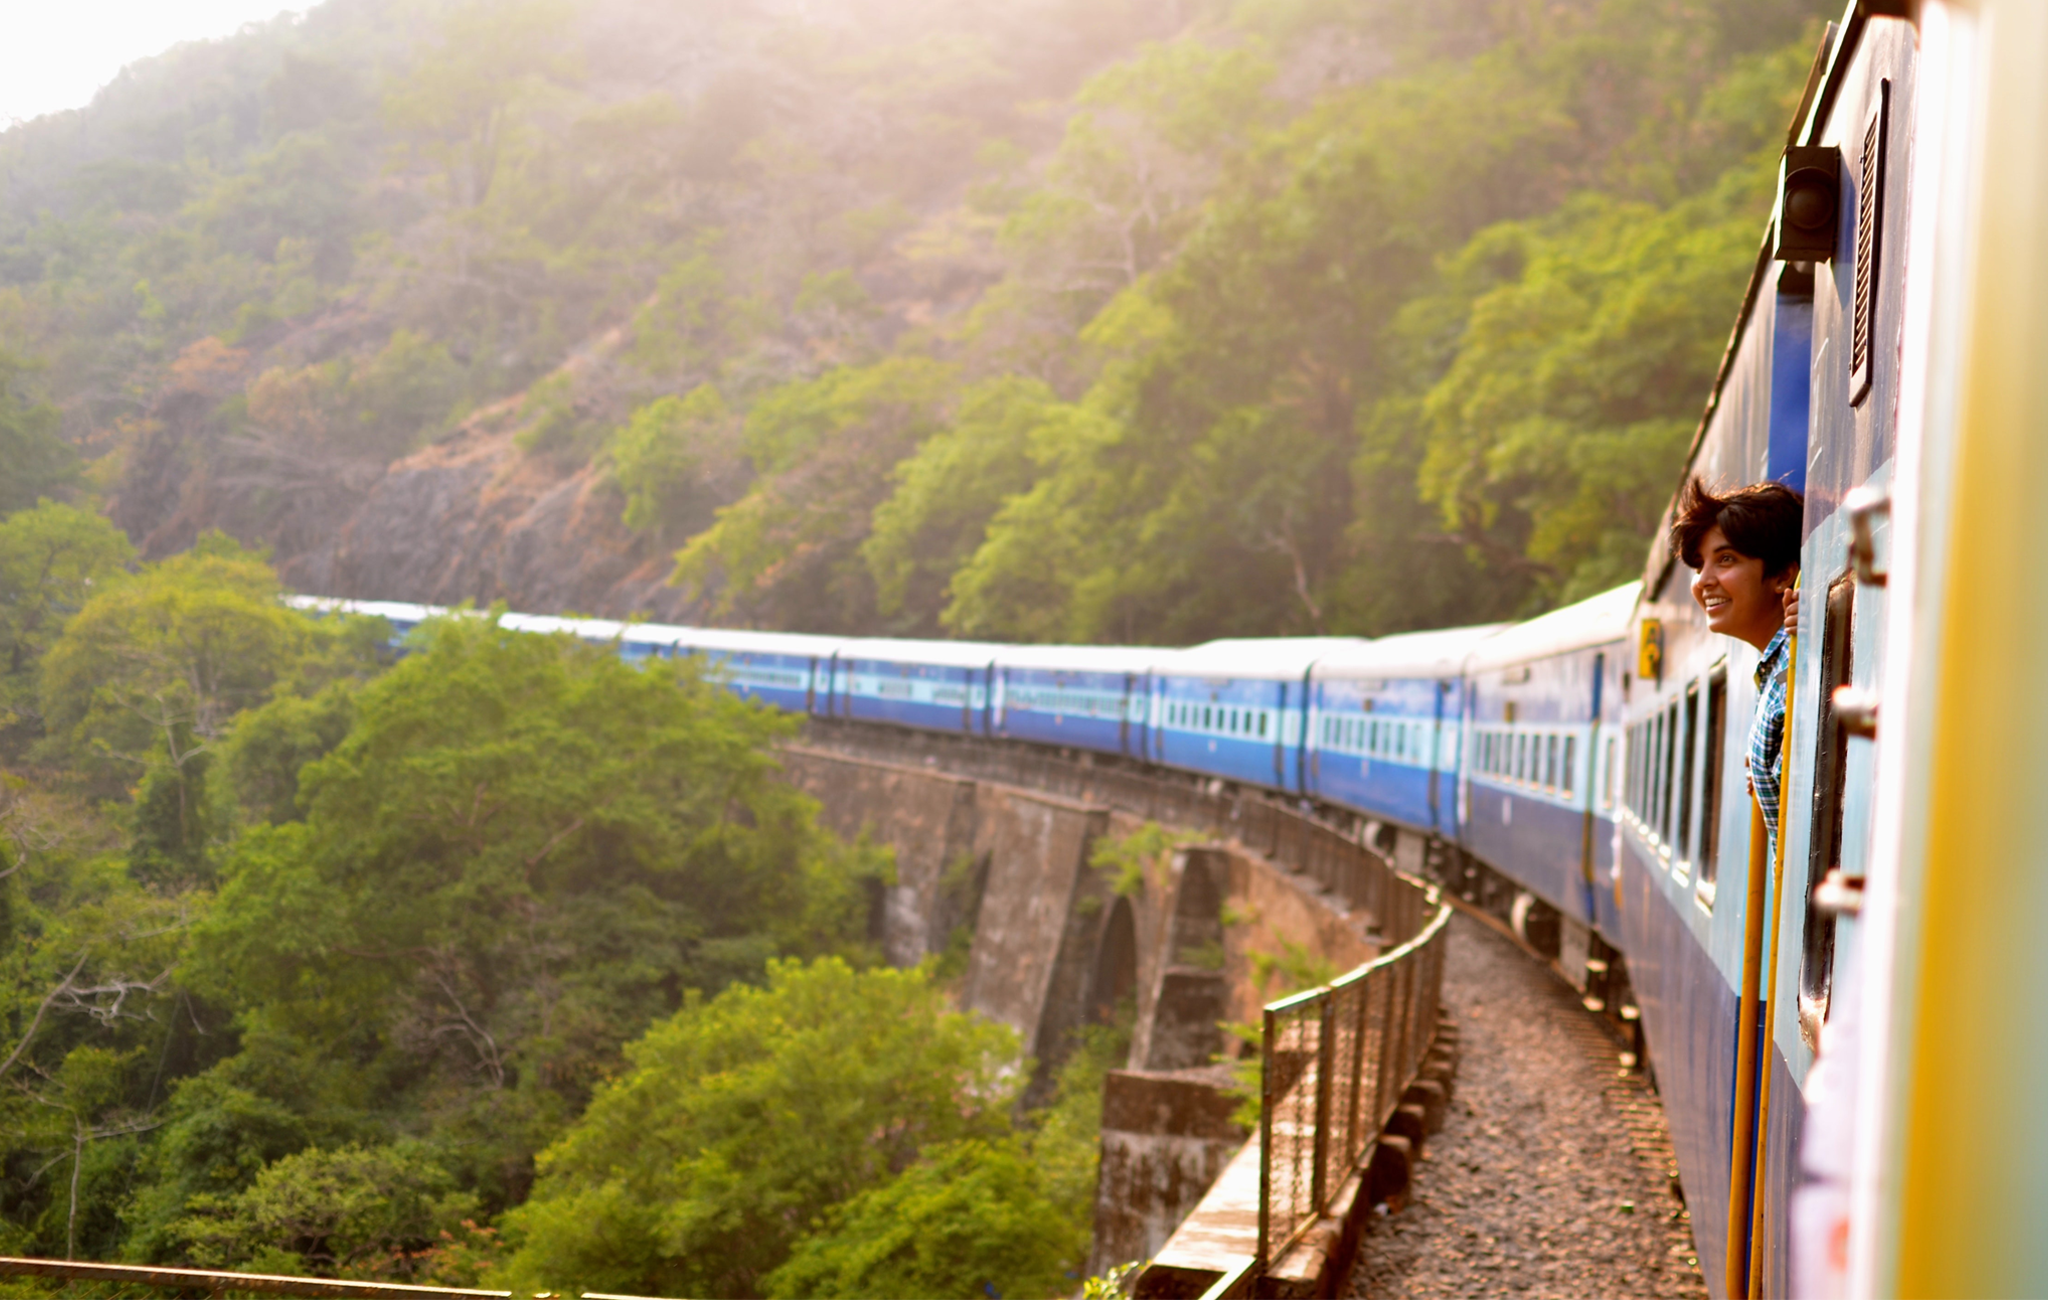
[1258,1004,1277,1265]
[1345,977,1371,1169]
[1311,991,1336,1210]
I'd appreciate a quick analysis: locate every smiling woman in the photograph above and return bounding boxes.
[1675,477,1804,652]
[1672,475,1804,867]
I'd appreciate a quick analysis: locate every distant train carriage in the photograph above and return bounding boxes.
[1306,626,1505,837]
[830,639,1005,736]
[1148,639,1358,793]
[666,627,846,715]
[991,644,1158,758]
[1459,584,1634,938]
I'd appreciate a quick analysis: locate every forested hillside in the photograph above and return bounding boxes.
[2,0,1829,642]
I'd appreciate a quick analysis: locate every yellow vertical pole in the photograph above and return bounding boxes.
[1726,800,1769,1300]
[1749,624,1797,1299]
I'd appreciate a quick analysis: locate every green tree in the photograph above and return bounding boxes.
[608,385,744,541]
[38,535,313,878]
[382,0,576,210]
[1405,178,1771,606]
[172,1142,475,1281]
[671,357,957,630]
[499,958,1018,1300]
[0,353,76,515]
[862,375,1056,635]
[192,616,885,1214]
[0,502,134,742]
[764,1138,1081,1300]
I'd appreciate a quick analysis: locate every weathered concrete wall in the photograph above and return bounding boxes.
[1089,1065,1247,1275]
[781,743,1376,1085]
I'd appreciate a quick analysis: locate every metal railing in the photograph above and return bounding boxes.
[1258,883,1451,1263]
[0,1256,674,1299]
[0,1257,508,1297]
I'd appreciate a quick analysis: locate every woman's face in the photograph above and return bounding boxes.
[1690,525,1790,650]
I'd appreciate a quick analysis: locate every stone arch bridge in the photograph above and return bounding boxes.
[778,721,1426,1272]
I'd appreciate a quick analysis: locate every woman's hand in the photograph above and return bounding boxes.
[1783,586,1800,637]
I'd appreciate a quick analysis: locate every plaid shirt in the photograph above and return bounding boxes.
[1748,627,1791,859]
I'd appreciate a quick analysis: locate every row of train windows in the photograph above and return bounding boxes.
[1475,729,1576,796]
[1319,714,1427,761]
[1624,667,1730,887]
[1166,701,1269,738]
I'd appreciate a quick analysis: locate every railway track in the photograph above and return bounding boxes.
[1346,913,1705,1299]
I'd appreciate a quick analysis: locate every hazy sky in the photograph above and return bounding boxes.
[3,0,305,127]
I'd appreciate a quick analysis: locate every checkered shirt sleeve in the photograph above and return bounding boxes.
[1747,627,1791,857]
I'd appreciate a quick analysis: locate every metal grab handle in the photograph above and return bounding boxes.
[1832,685,1879,739]
[1845,484,1890,587]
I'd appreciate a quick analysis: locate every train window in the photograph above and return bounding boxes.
[1699,666,1729,892]
[1677,682,1700,865]
[1259,712,1268,738]
[1623,726,1635,811]
[1563,736,1575,797]
[1542,735,1555,789]
[1636,722,1649,816]
[1660,701,1681,847]
[1514,733,1526,781]
[1645,714,1663,838]
[1801,576,1858,1052]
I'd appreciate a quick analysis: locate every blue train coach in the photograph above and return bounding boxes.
[1306,625,1505,838]
[1458,583,1634,937]
[991,644,1157,759]
[1148,638,1358,794]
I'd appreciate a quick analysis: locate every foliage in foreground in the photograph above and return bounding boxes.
[500,958,1022,1298]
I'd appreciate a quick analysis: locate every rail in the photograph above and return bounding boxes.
[1258,882,1452,1264]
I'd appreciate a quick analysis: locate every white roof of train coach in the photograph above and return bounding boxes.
[1463,582,1640,672]
[835,637,1010,668]
[498,612,630,641]
[283,596,453,625]
[1310,624,1509,683]
[667,626,849,658]
[992,644,1171,675]
[1157,637,1366,682]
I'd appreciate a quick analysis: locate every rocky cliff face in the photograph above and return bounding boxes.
[109,319,711,622]
[277,417,692,622]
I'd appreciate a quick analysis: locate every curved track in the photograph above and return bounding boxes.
[1348,914,1704,1299]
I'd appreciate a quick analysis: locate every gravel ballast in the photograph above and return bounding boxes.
[1349,912,1707,1299]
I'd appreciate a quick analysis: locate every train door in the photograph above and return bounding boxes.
[1798,575,1857,1052]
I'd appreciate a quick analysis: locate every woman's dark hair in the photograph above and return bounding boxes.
[1672,476,1804,576]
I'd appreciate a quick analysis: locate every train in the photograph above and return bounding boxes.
[291,2,2048,1294]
